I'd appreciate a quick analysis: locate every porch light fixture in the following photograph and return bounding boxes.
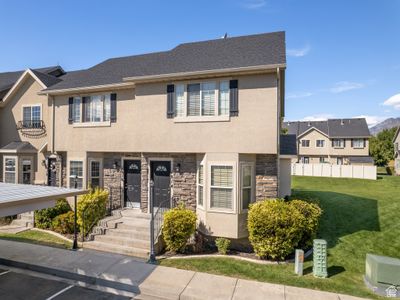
[113,161,120,170]
[175,163,181,173]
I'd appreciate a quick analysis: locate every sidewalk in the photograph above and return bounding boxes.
[0,240,369,300]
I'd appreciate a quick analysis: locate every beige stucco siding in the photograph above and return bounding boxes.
[53,73,278,154]
[298,129,329,156]
[0,76,50,184]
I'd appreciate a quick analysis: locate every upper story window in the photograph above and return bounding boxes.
[316,140,325,147]
[69,93,116,125]
[301,140,310,147]
[332,139,345,148]
[22,105,41,128]
[352,138,365,149]
[173,81,231,120]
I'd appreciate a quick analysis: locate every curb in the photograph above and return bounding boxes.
[0,257,140,294]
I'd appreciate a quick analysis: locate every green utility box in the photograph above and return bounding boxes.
[313,239,328,278]
[364,254,400,297]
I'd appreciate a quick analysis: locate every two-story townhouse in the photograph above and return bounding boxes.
[394,127,400,175]
[283,118,373,165]
[0,32,296,255]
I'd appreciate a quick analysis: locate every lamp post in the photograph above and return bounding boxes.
[149,180,156,263]
[72,175,78,250]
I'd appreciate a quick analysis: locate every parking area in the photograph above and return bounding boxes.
[0,268,131,300]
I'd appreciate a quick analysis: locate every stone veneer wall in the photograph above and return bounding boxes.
[103,157,123,210]
[255,154,278,200]
[140,153,197,213]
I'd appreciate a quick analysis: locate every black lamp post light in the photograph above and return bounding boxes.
[72,175,78,250]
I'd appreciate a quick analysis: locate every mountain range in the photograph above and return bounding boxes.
[369,117,400,135]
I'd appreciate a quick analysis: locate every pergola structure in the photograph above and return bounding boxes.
[0,182,86,217]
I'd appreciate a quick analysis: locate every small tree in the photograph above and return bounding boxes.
[370,127,396,166]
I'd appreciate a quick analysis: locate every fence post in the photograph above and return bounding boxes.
[149,180,156,263]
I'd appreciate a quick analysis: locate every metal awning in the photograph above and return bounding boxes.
[0,183,87,217]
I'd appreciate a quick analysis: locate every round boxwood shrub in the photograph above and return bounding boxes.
[162,204,197,253]
[52,211,75,234]
[247,199,321,260]
[35,199,71,229]
[215,237,231,255]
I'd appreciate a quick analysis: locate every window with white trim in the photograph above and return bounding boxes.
[22,159,32,184]
[332,139,345,148]
[197,164,204,207]
[69,161,83,188]
[23,105,41,128]
[241,164,253,210]
[4,157,16,183]
[73,95,111,123]
[89,160,101,188]
[301,140,310,147]
[319,157,326,163]
[301,157,310,164]
[316,140,325,147]
[352,138,364,149]
[210,165,233,210]
[175,81,230,118]
[72,97,81,123]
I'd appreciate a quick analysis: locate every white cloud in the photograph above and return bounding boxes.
[353,115,388,127]
[383,93,400,110]
[330,81,364,93]
[286,92,313,99]
[301,114,335,122]
[241,0,266,9]
[287,45,311,57]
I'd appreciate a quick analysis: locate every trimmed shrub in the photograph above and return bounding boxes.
[52,211,75,234]
[162,204,197,253]
[247,199,321,260]
[215,237,231,255]
[77,188,108,235]
[35,199,71,229]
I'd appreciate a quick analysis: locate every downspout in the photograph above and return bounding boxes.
[276,68,281,198]
[51,96,55,154]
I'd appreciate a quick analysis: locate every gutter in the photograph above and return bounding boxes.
[276,67,281,198]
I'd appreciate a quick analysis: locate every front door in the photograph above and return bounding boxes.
[150,160,171,209]
[48,158,57,186]
[124,160,141,208]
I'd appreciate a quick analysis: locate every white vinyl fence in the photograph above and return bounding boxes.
[291,163,377,180]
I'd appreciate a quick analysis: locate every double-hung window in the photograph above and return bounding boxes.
[22,105,41,128]
[316,140,325,147]
[332,139,345,148]
[89,160,101,188]
[352,139,364,149]
[73,97,81,123]
[241,164,254,210]
[210,165,233,210]
[301,140,310,147]
[175,81,230,119]
[197,164,204,207]
[72,95,111,123]
[69,161,83,189]
[4,157,16,183]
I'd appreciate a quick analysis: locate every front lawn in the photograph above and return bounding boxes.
[160,175,400,299]
[0,229,72,249]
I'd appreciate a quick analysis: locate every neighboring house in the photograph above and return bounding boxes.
[283,118,373,165]
[394,127,400,175]
[0,31,296,255]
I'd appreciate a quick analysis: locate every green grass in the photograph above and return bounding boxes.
[160,176,400,299]
[0,229,72,249]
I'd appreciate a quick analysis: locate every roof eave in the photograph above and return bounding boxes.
[39,82,136,96]
[122,64,287,83]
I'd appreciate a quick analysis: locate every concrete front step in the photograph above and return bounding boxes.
[94,235,150,249]
[10,219,32,227]
[120,209,151,220]
[106,228,150,240]
[83,241,150,258]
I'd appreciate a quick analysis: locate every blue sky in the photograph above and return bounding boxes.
[1,0,399,126]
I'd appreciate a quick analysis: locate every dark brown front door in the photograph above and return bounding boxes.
[150,160,171,209]
[124,160,141,208]
[48,158,57,186]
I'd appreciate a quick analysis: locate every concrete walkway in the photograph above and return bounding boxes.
[0,240,370,300]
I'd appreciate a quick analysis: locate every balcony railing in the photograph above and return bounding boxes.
[17,120,46,130]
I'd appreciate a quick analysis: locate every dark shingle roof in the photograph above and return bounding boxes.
[31,69,62,87]
[280,134,297,155]
[0,141,37,153]
[44,31,286,91]
[283,118,371,138]
[348,156,375,164]
[0,66,64,100]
